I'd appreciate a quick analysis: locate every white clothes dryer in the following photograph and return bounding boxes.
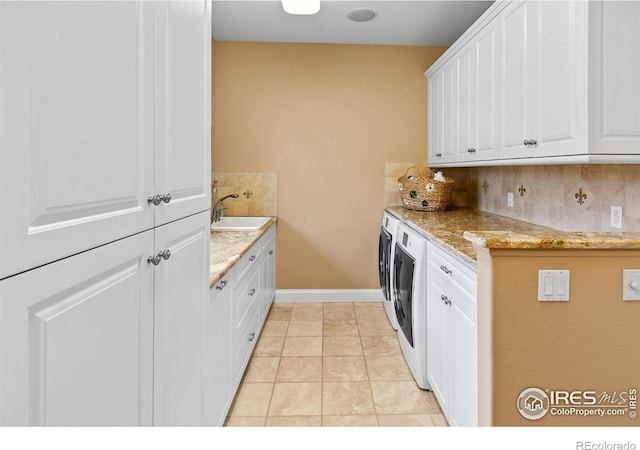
[378,211,399,330]
[393,222,430,389]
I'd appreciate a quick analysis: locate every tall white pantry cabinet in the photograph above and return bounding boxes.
[0,1,212,426]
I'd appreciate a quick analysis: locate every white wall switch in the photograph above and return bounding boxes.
[507,192,514,207]
[623,269,640,301]
[538,270,570,301]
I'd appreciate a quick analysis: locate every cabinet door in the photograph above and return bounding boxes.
[428,70,444,164]
[427,62,456,166]
[475,19,500,161]
[456,43,476,161]
[449,295,478,427]
[426,274,450,414]
[589,1,640,155]
[153,211,210,426]
[154,1,212,225]
[0,2,155,279]
[441,61,458,164]
[532,0,586,158]
[0,231,154,426]
[499,0,535,159]
[205,274,233,426]
[261,226,277,321]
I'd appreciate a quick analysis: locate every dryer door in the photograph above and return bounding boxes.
[378,227,392,301]
[394,243,414,347]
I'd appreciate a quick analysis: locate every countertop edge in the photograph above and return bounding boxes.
[209,217,278,288]
[463,230,640,250]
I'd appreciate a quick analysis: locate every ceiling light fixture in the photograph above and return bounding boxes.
[347,8,376,22]
[282,0,320,16]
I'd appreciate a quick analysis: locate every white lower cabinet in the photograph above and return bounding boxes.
[232,266,261,386]
[0,230,155,426]
[152,211,210,426]
[205,223,276,426]
[260,225,277,321]
[204,273,232,427]
[426,242,478,427]
[0,211,210,426]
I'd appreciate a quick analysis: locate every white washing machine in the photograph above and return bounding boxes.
[393,222,430,389]
[378,211,399,330]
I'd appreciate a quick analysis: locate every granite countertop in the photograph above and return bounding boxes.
[386,206,640,264]
[210,217,277,287]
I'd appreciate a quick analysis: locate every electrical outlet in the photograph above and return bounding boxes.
[611,206,623,229]
[507,192,514,207]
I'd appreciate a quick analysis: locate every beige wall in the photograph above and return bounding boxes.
[213,41,446,289]
[477,247,640,426]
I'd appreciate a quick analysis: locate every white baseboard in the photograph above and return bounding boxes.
[275,289,385,304]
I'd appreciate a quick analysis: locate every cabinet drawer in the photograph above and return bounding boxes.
[233,269,260,332]
[428,242,477,302]
[234,242,261,286]
[429,269,477,319]
[232,306,259,385]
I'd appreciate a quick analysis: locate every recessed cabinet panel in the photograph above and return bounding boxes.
[153,211,209,426]
[475,21,500,160]
[155,0,211,225]
[534,0,586,157]
[442,62,458,163]
[0,2,155,279]
[590,1,640,154]
[500,0,533,160]
[0,231,154,426]
[205,274,232,426]
[428,71,444,163]
[426,275,450,414]
[456,44,475,160]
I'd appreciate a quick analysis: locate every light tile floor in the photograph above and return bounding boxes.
[224,301,448,427]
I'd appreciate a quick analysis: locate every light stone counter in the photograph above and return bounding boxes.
[386,206,640,264]
[209,217,277,287]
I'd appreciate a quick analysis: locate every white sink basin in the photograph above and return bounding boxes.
[211,216,271,231]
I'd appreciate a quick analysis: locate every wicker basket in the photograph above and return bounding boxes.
[397,166,454,212]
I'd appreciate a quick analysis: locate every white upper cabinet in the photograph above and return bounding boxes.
[426,0,640,167]
[455,18,500,162]
[154,1,211,226]
[500,0,586,160]
[499,1,536,160]
[0,1,211,280]
[588,1,640,155]
[0,2,155,279]
[428,60,457,164]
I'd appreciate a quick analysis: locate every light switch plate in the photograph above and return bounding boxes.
[623,269,640,301]
[538,270,570,301]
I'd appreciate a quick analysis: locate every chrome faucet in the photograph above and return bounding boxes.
[212,193,239,223]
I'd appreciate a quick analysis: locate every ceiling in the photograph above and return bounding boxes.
[212,0,495,47]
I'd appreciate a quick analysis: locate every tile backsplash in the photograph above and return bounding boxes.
[213,172,278,217]
[441,165,640,232]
